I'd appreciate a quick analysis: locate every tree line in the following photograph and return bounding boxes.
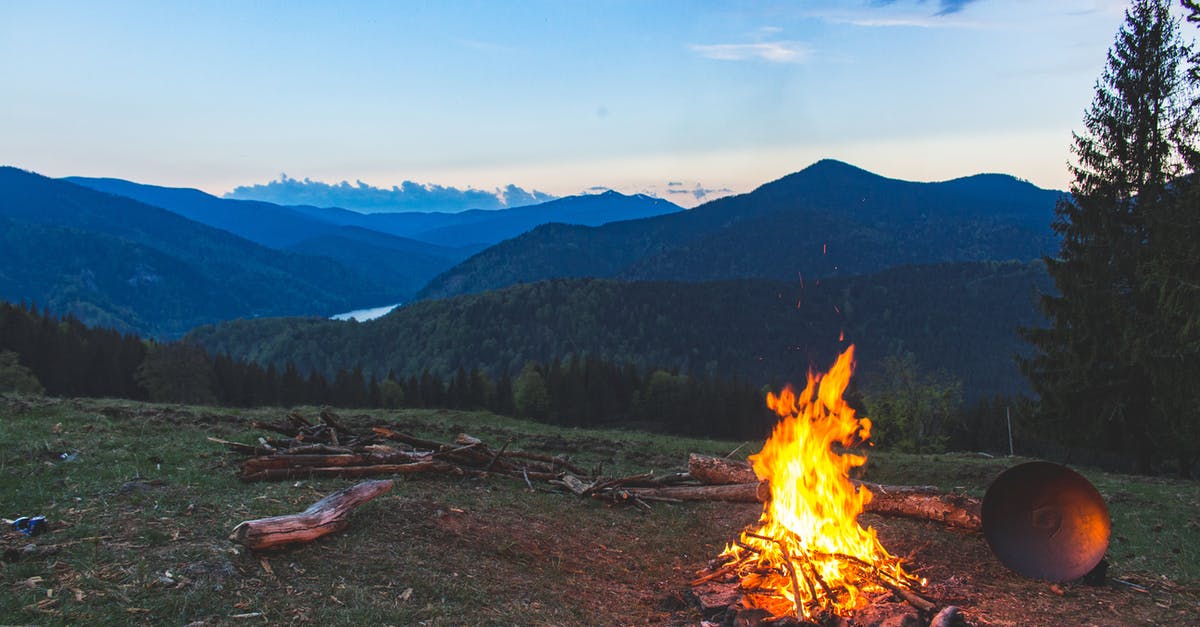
[3,299,1045,450]
[0,300,782,439]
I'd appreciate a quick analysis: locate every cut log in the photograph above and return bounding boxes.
[688,453,759,485]
[241,451,432,471]
[240,461,465,482]
[686,454,981,530]
[858,480,981,530]
[625,482,766,502]
[229,479,393,550]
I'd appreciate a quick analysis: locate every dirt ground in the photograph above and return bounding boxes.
[384,497,1200,626]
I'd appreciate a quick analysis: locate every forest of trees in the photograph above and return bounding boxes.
[1,299,1039,451]
[0,300,781,439]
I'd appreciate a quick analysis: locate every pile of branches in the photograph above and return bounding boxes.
[210,411,745,508]
[210,409,596,483]
[211,411,981,527]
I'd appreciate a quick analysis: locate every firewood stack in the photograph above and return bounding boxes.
[210,413,980,529]
[210,409,592,483]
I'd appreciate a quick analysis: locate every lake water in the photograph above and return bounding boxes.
[330,303,403,322]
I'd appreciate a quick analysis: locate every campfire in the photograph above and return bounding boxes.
[705,345,925,622]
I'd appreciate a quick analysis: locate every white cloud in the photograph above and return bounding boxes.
[689,41,810,63]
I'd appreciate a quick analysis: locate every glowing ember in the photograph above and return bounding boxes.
[716,345,922,620]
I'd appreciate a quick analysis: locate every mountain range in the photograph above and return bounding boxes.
[64,177,681,302]
[2,159,1064,399]
[0,167,386,337]
[0,168,684,336]
[419,160,1061,300]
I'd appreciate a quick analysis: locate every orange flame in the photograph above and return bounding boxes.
[718,345,918,619]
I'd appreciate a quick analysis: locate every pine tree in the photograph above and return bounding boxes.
[1021,0,1195,473]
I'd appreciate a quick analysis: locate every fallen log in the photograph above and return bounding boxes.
[625,483,767,503]
[626,480,981,529]
[240,461,465,482]
[229,479,393,550]
[686,454,981,530]
[241,451,432,471]
[858,480,981,530]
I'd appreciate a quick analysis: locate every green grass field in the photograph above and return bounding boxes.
[2,395,1197,625]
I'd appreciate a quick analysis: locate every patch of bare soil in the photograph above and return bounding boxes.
[358,496,1199,625]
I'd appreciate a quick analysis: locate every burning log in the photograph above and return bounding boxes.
[229,479,393,550]
[685,454,982,530]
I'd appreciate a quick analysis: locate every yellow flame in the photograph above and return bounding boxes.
[718,345,917,619]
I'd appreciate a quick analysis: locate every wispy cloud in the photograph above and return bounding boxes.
[818,0,984,28]
[871,0,980,16]
[689,41,810,63]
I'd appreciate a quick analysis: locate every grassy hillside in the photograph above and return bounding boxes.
[0,395,1196,625]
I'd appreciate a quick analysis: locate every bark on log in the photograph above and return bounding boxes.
[688,453,759,485]
[229,479,393,550]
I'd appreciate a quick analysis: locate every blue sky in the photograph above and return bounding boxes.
[0,0,1158,207]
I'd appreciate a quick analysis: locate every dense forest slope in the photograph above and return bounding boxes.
[189,260,1053,399]
[418,160,1061,299]
[0,168,387,337]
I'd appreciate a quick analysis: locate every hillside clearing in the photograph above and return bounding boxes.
[1,396,1197,625]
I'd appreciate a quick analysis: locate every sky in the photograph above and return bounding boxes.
[0,0,1168,208]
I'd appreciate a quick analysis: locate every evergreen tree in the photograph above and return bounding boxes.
[135,342,217,405]
[513,362,550,421]
[862,352,961,454]
[0,350,44,395]
[1021,0,1196,473]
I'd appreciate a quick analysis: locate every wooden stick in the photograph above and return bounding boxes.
[251,420,298,437]
[371,426,445,451]
[207,436,273,456]
[875,576,936,613]
[745,532,805,621]
[690,563,736,586]
[485,439,512,472]
[499,450,588,476]
[318,409,353,434]
[229,479,393,550]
